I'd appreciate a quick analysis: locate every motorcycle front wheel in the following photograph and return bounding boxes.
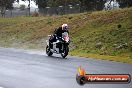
[61,45,69,58]
[46,45,53,56]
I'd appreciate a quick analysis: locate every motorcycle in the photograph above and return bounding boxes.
[46,32,70,58]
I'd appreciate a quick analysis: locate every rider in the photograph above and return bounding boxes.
[49,24,69,49]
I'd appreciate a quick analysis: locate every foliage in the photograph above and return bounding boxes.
[117,0,132,7]
[19,4,26,10]
[33,0,48,8]
[0,0,15,17]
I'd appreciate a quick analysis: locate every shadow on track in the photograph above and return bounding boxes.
[45,55,68,60]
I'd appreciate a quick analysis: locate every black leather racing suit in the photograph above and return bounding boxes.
[49,27,69,48]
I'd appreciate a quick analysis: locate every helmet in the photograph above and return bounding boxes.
[62,24,68,30]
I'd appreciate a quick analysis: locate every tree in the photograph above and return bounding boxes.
[33,0,105,12]
[49,0,79,14]
[117,0,132,7]
[33,0,80,8]
[79,0,107,11]
[0,0,15,17]
[19,4,26,10]
[16,0,32,15]
[33,0,48,13]
[34,0,48,8]
[96,0,106,10]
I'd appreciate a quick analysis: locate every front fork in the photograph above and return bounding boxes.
[61,43,69,53]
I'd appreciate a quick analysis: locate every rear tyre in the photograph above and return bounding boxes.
[61,45,69,58]
[46,45,53,56]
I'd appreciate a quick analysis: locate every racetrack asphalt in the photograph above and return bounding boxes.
[0,47,132,88]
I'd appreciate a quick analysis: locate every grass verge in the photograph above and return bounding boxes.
[0,8,132,63]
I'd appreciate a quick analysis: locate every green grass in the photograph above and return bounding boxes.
[0,8,132,63]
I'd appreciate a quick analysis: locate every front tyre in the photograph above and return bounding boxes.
[61,45,69,58]
[46,45,53,56]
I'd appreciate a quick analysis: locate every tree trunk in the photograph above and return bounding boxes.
[1,7,6,17]
[28,0,31,16]
[10,9,13,17]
